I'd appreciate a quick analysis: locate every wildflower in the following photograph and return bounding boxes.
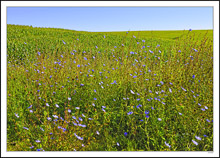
[55,104,59,108]
[68,109,71,113]
[189,29,192,31]
[29,110,33,113]
[77,64,80,67]
[94,89,96,92]
[201,108,205,111]
[52,115,58,118]
[40,127,44,131]
[158,118,162,121]
[192,140,198,145]
[117,142,120,146]
[195,136,202,141]
[75,107,80,109]
[179,112,182,115]
[96,131,100,135]
[73,122,77,126]
[203,135,207,137]
[68,97,71,101]
[62,40,66,44]
[46,103,49,107]
[127,111,133,115]
[192,75,195,79]
[23,127,29,130]
[204,106,208,109]
[198,103,201,106]
[102,108,106,112]
[146,115,149,118]
[92,103,95,106]
[82,114,85,117]
[35,140,41,143]
[145,111,149,115]
[30,146,34,149]
[37,149,41,151]
[130,90,135,94]
[124,132,128,136]
[94,98,97,100]
[165,142,171,148]
[47,117,52,121]
[84,57,87,60]
[181,87,187,91]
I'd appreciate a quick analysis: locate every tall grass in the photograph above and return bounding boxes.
[7,25,213,151]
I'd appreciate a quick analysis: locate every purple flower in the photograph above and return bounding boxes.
[145,111,149,115]
[46,103,49,107]
[165,141,171,148]
[158,118,162,121]
[130,90,135,94]
[192,140,198,145]
[169,88,172,93]
[23,127,29,130]
[127,111,133,115]
[68,97,71,101]
[124,132,128,136]
[192,75,195,79]
[68,109,71,113]
[94,98,97,100]
[35,140,41,143]
[145,115,149,118]
[195,136,202,141]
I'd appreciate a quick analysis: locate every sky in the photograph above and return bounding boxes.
[7,7,213,32]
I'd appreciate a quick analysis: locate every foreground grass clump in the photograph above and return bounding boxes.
[7,25,213,151]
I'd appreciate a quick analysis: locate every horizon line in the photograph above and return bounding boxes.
[7,24,213,32]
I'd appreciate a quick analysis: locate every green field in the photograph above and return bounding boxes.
[7,24,213,151]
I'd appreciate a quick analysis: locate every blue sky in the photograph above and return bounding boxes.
[7,7,213,32]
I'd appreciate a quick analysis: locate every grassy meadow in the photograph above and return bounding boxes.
[7,24,213,151]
